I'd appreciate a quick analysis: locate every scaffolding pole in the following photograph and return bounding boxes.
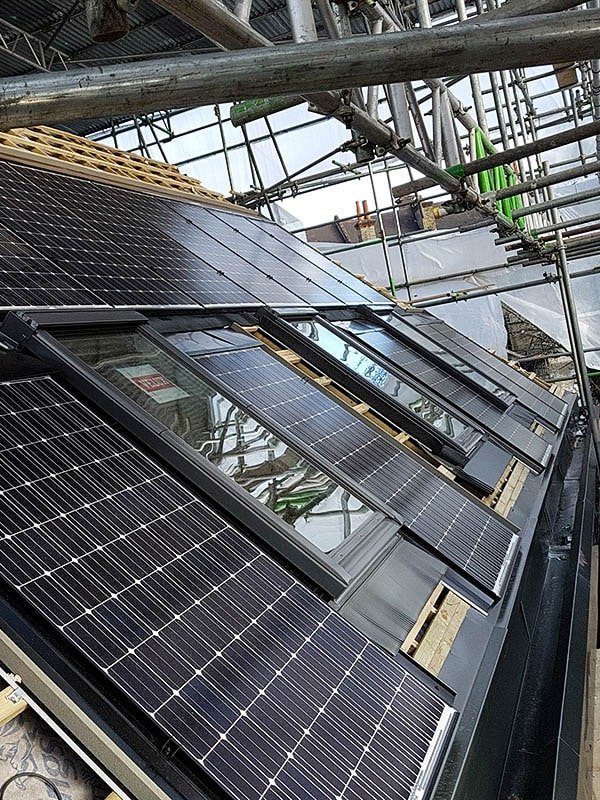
[3,11,600,131]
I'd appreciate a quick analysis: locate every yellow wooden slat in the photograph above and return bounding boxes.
[413,592,470,676]
[0,685,27,727]
[400,583,447,655]
[0,127,228,204]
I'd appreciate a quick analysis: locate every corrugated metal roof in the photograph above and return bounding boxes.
[0,0,452,133]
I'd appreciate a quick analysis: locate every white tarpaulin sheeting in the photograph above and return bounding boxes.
[320,223,600,368]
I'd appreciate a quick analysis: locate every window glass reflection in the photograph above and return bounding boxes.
[292,319,473,443]
[376,315,510,398]
[60,331,376,553]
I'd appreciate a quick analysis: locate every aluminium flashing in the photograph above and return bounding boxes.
[432,396,580,799]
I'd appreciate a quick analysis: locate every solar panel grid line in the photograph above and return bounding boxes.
[0,375,455,800]
[194,347,518,597]
[205,208,383,307]
[238,213,388,306]
[164,202,341,308]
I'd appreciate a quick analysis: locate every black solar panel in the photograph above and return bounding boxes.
[0,222,105,308]
[0,160,196,308]
[0,376,455,800]
[349,326,551,471]
[205,207,386,306]
[167,203,344,307]
[242,213,388,306]
[0,157,390,313]
[394,310,567,429]
[193,347,518,598]
[27,165,263,308]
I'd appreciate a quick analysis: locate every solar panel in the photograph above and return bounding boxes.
[192,347,518,598]
[25,164,263,309]
[0,221,106,308]
[203,207,387,306]
[165,202,344,307]
[394,309,567,429]
[0,376,456,800]
[345,324,551,470]
[0,160,196,308]
[241,213,389,306]
[0,156,390,313]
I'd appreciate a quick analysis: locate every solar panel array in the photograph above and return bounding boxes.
[394,309,567,430]
[0,376,455,800]
[0,158,385,311]
[192,346,518,597]
[345,323,551,470]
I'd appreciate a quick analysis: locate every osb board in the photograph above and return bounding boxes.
[0,709,106,800]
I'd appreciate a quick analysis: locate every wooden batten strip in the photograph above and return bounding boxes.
[400,583,446,656]
[0,127,252,213]
[0,684,27,727]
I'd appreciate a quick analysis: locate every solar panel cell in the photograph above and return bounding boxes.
[0,376,455,800]
[238,212,388,306]
[394,309,567,428]
[345,323,551,470]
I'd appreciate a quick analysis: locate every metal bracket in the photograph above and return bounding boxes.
[0,311,38,352]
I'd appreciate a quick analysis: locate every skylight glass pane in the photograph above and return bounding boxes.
[291,319,474,443]
[60,330,376,552]
[375,315,511,399]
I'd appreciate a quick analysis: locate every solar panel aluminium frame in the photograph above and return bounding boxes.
[256,308,482,468]
[8,312,359,599]
[357,306,514,411]
[0,364,458,800]
[147,323,519,605]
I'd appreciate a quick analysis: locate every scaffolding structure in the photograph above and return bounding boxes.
[1,0,598,461]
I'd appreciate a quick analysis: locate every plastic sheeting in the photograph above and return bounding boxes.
[320,222,600,368]
[319,228,509,356]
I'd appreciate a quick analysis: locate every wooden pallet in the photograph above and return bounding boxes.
[0,126,240,211]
